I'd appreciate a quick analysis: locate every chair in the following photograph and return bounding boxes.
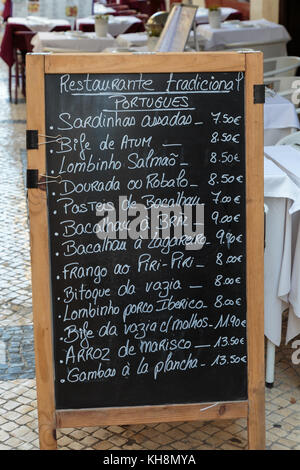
[128,0,164,16]
[7,24,71,104]
[13,31,35,102]
[2,0,12,21]
[264,56,300,78]
[265,76,300,105]
[111,9,137,16]
[265,130,300,387]
[276,131,300,149]
[78,23,95,33]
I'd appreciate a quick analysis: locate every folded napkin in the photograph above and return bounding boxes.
[116,33,148,47]
[94,5,116,14]
[26,16,50,23]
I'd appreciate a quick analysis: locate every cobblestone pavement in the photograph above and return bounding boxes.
[0,51,300,451]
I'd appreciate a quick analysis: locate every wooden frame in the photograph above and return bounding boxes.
[26,52,265,450]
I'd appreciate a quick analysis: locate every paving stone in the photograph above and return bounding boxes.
[141,440,160,450]
[1,422,18,432]
[107,425,125,434]
[94,440,115,450]
[0,430,10,442]
[170,440,193,450]
[130,432,147,444]
[92,428,113,440]
[165,428,186,440]
[57,435,73,447]
[108,435,128,447]
[155,423,172,433]
[80,436,98,447]
[151,433,174,446]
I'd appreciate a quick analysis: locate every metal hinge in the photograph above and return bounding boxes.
[254,84,266,104]
[26,169,39,189]
[26,130,39,150]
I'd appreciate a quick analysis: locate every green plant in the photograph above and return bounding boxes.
[95,14,109,21]
[208,5,220,11]
[145,23,162,37]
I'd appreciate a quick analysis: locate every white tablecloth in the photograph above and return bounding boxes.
[196,19,291,51]
[76,16,142,37]
[195,7,238,24]
[264,93,300,145]
[265,145,300,187]
[31,31,116,52]
[264,147,300,346]
[8,16,70,32]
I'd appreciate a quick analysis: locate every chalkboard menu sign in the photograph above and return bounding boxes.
[45,71,247,410]
[26,53,265,450]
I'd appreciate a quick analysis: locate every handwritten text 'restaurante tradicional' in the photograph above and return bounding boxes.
[60,72,245,95]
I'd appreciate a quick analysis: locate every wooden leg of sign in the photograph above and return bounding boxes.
[245,52,266,450]
[26,54,57,450]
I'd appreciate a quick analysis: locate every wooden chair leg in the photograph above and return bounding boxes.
[15,54,19,104]
[21,53,26,98]
[8,66,12,103]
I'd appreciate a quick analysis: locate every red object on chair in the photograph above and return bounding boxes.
[78,23,95,33]
[135,13,149,24]
[2,0,12,21]
[127,0,158,16]
[205,0,250,21]
[106,4,130,9]
[110,9,137,16]
[123,20,145,33]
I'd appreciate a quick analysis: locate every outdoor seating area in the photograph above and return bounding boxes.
[1,0,300,453]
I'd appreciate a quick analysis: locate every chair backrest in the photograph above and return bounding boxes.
[276,131,300,149]
[13,31,36,53]
[106,4,129,9]
[264,56,300,78]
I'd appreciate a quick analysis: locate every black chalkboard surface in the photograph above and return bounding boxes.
[45,72,247,410]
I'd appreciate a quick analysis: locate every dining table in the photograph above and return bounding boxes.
[264,146,300,385]
[31,31,117,53]
[7,16,71,32]
[0,17,71,67]
[75,15,143,37]
[196,19,291,53]
[265,145,300,341]
[264,91,300,145]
